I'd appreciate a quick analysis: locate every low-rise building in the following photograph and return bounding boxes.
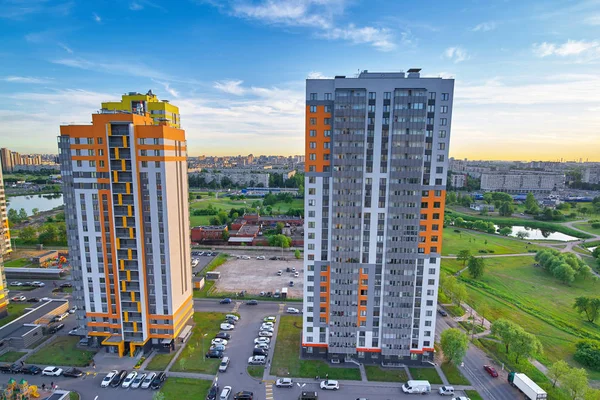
[190,226,227,243]
[451,174,467,188]
[481,172,565,193]
[583,167,600,185]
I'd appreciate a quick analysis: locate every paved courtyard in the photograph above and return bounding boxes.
[213,256,304,298]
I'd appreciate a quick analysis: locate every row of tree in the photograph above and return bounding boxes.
[491,319,543,363]
[16,223,67,246]
[448,216,497,234]
[547,359,600,399]
[535,250,595,285]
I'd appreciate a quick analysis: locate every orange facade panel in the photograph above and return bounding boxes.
[418,190,446,255]
[319,265,331,323]
[305,105,331,173]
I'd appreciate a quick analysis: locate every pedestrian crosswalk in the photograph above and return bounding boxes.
[232,301,241,313]
[278,303,284,313]
[265,380,275,400]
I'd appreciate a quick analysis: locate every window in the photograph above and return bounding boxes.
[309,130,317,137]
[438,143,446,150]
[368,92,376,99]
[309,176,316,183]
[324,130,331,136]
[440,106,448,113]
[324,105,332,113]
[429,92,436,100]
[440,118,447,126]
[308,232,315,239]
[310,142,317,149]
[308,188,316,195]
[324,118,331,125]
[310,93,318,100]
[439,130,447,138]
[310,118,316,125]
[308,200,316,206]
[441,93,449,101]
[309,154,316,160]
[426,310,433,316]
[324,93,332,100]
[384,92,391,99]
[310,105,317,113]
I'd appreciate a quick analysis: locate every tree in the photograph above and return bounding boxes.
[499,226,512,236]
[275,222,284,234]
[221,229,230,242]
[31,208,39,215]
[457,249,471,266]
[294,249,301,259]
[19,226,37,242]
[548,360,571,388]
[18,208,28,220]
[7,208,19,223]
[467,257,486,279]
[268,234,291,248]
[560,367,589,400]
[512,330,542,363]
[498,201,513,217]
[451,282,468,308]
[524,192,540,214]
[574,340,600,370]
[516,230,530,240]
[573,297,600,323]
[478,303,490,327]
[440,328,469,364]
[491,319,518,354]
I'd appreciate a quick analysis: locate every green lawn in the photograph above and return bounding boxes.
[189,215,213,227]
[268,198,304,214]
[247,365,265,378]
[440,362,470,385]
[458,320,486,334]
[25,336,96,366]
[0,351,26,362]
[159,377,213,400]
[0,303,35,327]
[573,222,600,236]
[3,258,32,268]
[146,352,176,371]
[270,315,361,380]
[408,367,443,384]
[442,228,542,256]
[445,305,465,317]
[171,312,230,374]
[462,255,600,380]
[364,366,408,382]
[464,390,484,400]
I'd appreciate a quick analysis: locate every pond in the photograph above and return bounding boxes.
[495,225,578,241]
[6,193,64,215]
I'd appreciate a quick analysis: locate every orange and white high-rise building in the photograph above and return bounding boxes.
[58,92,192,356]
[0,168,10,317]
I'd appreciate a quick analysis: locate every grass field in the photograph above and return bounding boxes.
[462,255,600,379]
[440,362,470,385]
[171,312,229,374]
[247,365,265,378]
[574,221,600,236]
[189,215,212,226]
[146,352,176,371]
[364,366,408,382]
[270,315,361,380]
[3,258,32,268]
[442,228,541,256]
[464,390,484,400]
[159,377,213,400]
[25,336,96,366]
[0,351,26,362]
[407,367,443,384]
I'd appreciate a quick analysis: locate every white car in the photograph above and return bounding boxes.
[438,386,455,396]
[248,355,266,365]
[254,337,270,344]
[258,331,273,337]
[32,281,45,287]
[294,272,299,277]
[131,373,146,389]
[141,372,156,389]
[260,326,274,333]
[212,338,228,346]
[256,256,266,260]
[225,314,239,321]
[451,397,470,400]
[191,259,199,267]
[276,378,293,388]
[220,323,235,331]
[320,380,339,390]
[241,255,251,260]
[40,297,52,302]
[69,306,78,314]
[262,322,274,328]
[263,316,276,323]
[287,307,300,314]
[68,328,79,336]
[122,371,137,388]
[101,370,119,387]
[255,343,270,350]
[10,282,23,286]
[42,366,63,376]
[220,386,232,400]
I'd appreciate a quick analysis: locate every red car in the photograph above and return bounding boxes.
[484,365,498,377]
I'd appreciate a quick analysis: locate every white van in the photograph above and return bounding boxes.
[219,356,230,372]
[401,380,431,394]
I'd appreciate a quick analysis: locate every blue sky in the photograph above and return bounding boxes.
[1,0,600,161]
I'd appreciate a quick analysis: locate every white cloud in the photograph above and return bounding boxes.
[130,2,144,10]
[307,71,331,79]
[52,57,175,81]
[93,12,101,22]
[472,21,496,32]
[533,40,600,57]
[58,42,73,54]
[153,80,179,98]
[443,47,469,63]
[208,0,398,51]
[2,76,50,84]
[585,14,600,25]
[213,80,246,95]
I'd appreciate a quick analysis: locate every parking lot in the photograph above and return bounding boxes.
[212,256,304,298]
[190,251,217,276]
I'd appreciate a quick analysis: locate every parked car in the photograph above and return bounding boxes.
[287,307,300,314]
[210,344,226,352]
[220,298,232,304]
[254,343,269,350]
[206,384,219,400]
[219,357,230,372]
[254,337,270,344]
[11,296,26,302]
[42,366,63,376]
[233,391,253,400]
[47,323,65,334]
[438,309,448,317]
[212,338,228,346]
[206,350,224,359]
[258,331,273,337]
[215,332,231,340]
[22,365,42,375]
[141,372,156,389]
[7,364,22,373]
[26,298,39,303]
[291,267,297,273]
[483,365,498,377]
[63,368,84,378]
[246,300,258,305]
[0,364,12,373]
[101,370,119,387]
[220,323,234,331]
[150,372,166,390]
[263,316,276,323]
[131,373,146,389]
[256,256,266,260]
[224,318,237,325]
[122,371,138,388]
[253,348,267,357]
[247,356,266,365]
[276,378,293,388]
[289,281,294,287]
[438,385,455,396]
[260,326,274,334]
[69,306,78,314]
[68,328,79,336]
[60,283,73,288]
[220,386,232,400]
[294,272,299,277]
[10,282,23,286]
[225,314,239,321]
[277,270,282,276]
[110,370,128,387]
[320,380,339,390]
[31,281,45,287]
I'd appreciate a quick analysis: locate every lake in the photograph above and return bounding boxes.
[496,225,578,241]
[6,194,64,215]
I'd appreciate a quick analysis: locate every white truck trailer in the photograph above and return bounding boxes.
[509,372,547,400]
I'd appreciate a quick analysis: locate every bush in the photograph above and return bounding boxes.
[592,223,600,229]
[574,340,600,370]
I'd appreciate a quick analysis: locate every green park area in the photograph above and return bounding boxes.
[270,315,361,380]
[3,258,32,268]
[159,377,213,400]
[442,227,541,256]
[25,336,96,366]
[573,221,600,236]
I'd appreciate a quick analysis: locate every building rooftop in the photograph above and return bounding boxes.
[0,300,68,340]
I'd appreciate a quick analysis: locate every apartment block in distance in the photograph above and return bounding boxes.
[302,69,454,364]
[0,169,11,317]
[58,92,192,356]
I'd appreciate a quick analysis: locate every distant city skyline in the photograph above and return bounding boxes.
[1,1,600,161]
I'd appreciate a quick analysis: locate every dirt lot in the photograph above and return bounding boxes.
[213,256,304,298]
